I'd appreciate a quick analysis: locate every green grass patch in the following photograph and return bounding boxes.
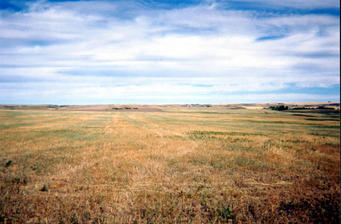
[32,128,101,141]
[189,131,265,140]
[0,122,36,129]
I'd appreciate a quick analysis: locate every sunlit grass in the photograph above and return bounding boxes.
[0,108,339,223]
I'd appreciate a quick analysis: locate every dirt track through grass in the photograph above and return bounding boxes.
[0,108,339,223]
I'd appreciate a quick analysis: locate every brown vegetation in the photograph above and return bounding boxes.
[0,106,339,223]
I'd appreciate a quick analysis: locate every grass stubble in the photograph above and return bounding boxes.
[0,107,339,223]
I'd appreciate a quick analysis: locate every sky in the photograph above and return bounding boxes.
[0,0,339,104]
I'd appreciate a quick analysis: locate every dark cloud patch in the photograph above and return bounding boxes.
[292,62,339,73]
[297,51,339,59]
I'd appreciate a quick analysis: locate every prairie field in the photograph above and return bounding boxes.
[0,107,339,223]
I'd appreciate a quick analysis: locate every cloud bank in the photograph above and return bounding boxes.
[0,0,339,104]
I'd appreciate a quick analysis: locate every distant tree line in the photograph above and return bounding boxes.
[269,105,288,111]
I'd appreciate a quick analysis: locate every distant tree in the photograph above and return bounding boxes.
[269,105,288,111]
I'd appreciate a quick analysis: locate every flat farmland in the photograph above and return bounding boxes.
[0,107,339,223]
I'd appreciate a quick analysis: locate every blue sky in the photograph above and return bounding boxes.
[0,0,339,104]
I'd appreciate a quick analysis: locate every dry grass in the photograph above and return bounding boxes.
[0,107,339,223]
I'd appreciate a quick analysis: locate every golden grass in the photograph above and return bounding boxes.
[0,108,339,223]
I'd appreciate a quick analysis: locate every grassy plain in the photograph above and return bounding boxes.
[0,107,339,223]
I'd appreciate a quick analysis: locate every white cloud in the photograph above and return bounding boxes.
[0,0,339,103]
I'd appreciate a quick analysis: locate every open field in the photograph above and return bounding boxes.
[0,105,339,223]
